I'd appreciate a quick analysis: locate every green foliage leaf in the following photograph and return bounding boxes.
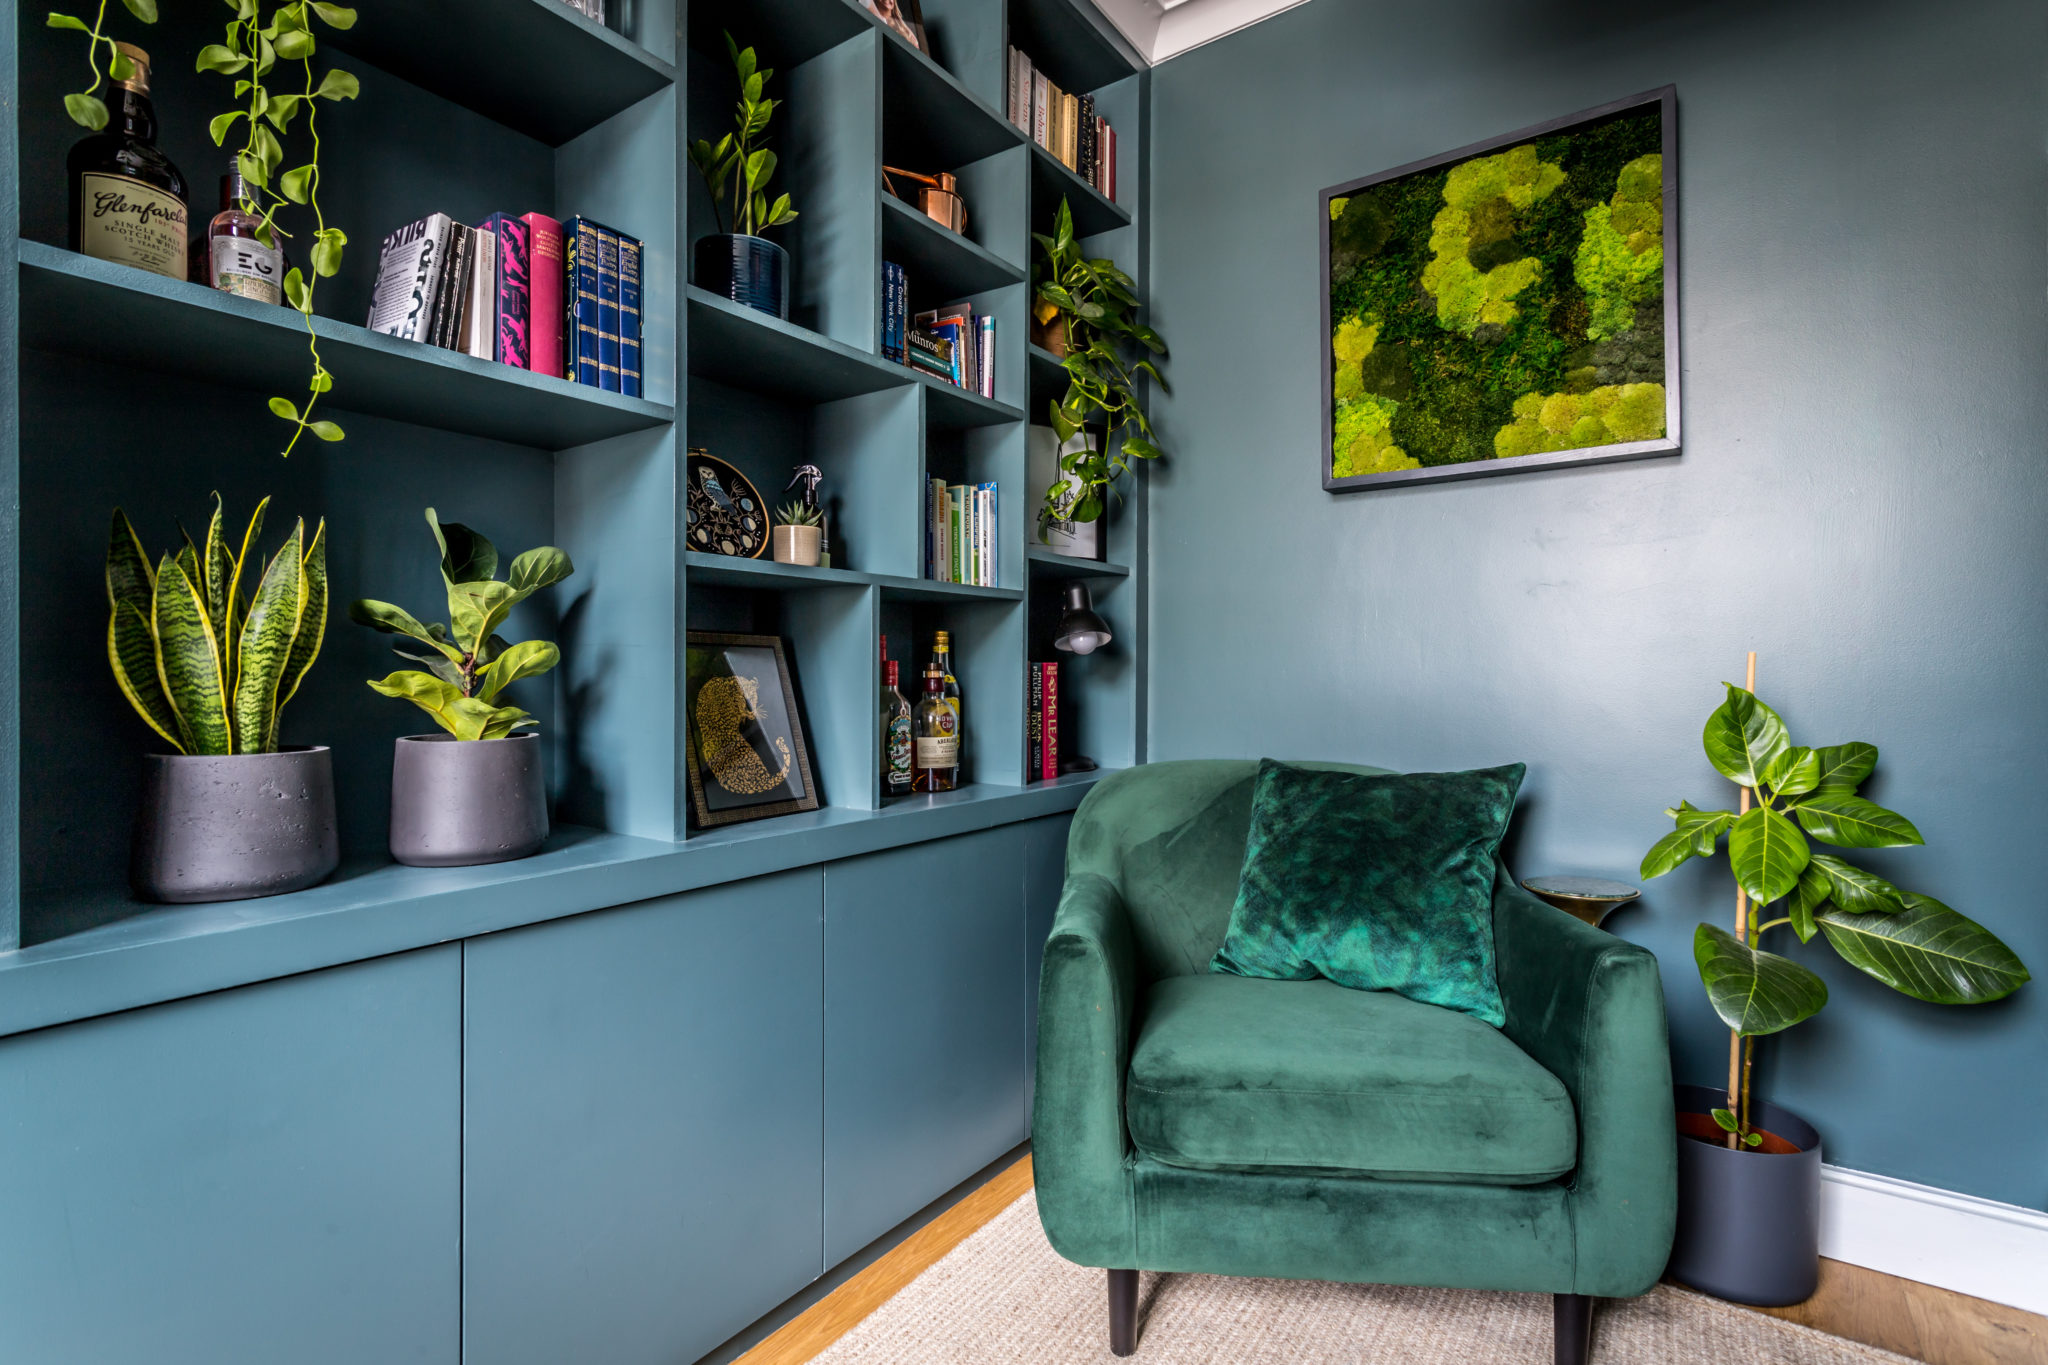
[1694,922,1829,1037]
[314,66,358,99]
[1813,742,1878,792]
[1817,896,2031,1005]
[272,26,315,59]
[307,420,343,442]
[1807,853,1905,915]
[268,396,300,421]
[106,513,184,751]
[46,13,91,31]
[276,519,327,712]
[283,267,310,310]
[1763,745,1821,797]
[368,670,493,740]
[1641,826,1703,880]
[427,509,498,585]
[1710,1108,1739,1133]
[106,47,135,81]
[1793,791,1924,848]
[477,639,559,703]
[1702,683,1790,788]
[348,599,463,663]
[279,163,313,204]
[1786,864,1831,942]
[1743,1131,1763,1147]
[310,226,346,278]
[232,520,303,752]
[310,1,357,28]
[1727,805,1810,905]
[195,43,249,73]
[208,109,245,145]
[506,545,574,597]
[118,0,157,21]
[153,555,233,755]
[64,93,109,130]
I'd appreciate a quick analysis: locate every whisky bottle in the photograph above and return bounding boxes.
[881,660,913,797]
[931,629,962,725]
[912,666,959,793]
[206,162,283,303]
[68,44,190,280]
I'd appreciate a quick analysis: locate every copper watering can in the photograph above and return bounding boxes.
[883,165,967,234]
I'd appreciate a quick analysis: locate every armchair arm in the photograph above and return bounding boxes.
[1031,871,1139,1268]
[1493,870,1676,1297]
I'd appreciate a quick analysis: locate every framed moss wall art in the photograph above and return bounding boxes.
[1321,86,1680,492]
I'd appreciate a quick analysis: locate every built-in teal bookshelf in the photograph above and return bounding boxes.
[0,0,1146,959]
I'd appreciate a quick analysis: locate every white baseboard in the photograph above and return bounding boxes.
[1821,1165,2048,1315]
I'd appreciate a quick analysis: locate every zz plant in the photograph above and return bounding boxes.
[198,0,361,456]
[1642,682,2030,1147]
[1033,199,1166,535]
[688,33,798,239]
[349,510,573,741]
[107,494,329,754]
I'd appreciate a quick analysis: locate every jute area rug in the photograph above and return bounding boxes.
[810,1193,1915,1364]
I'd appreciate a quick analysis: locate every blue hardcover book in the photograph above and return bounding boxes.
[594,226,621,393]
[882,261,907,362]
[615,232,643,398]
[562,217,603,387]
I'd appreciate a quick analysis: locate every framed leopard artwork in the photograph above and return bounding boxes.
[684,631,820,827]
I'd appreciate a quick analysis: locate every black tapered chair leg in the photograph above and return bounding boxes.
[1554,1293,1595,1365]
[1108,1268,1140,1356]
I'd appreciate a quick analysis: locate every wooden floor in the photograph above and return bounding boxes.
[736,1155,1037,1365]
[740,1154,2046,1365]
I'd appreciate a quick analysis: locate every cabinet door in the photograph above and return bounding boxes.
[461,869,824,1365]
[824,826,1026,1265]
[1021,812,1075,1118]
[0,948,463,1365]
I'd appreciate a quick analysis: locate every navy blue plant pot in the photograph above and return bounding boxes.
[1668,1083,1823,1307]
[695,233,789,320]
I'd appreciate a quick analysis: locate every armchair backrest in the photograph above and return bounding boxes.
[1066,759,1393,984]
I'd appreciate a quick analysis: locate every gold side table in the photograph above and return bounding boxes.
[1521,876,1640,928]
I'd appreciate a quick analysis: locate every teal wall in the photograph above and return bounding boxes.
[1143,0,2046,1208]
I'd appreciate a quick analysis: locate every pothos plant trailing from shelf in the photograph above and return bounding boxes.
[47,0,158,131]
[198,0,361,456]
[1033,198,1166,538]
[1640,661,2029,1150]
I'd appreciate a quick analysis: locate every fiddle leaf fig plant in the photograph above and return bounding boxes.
[1643,682,2029,1147]
[349,510,573,741]
[1033,199,1167,536]
[688,32,798,238]
[106,493,329,754]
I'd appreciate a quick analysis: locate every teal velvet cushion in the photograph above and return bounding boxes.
[1211,759,1525,1026]
[1127,973,1575,1183]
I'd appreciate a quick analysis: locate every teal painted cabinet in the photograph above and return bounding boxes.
[461,870,826,1365]
[0,949,463,1365]
[823,825,1029,1264]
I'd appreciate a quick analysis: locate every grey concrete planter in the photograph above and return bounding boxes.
[1668,1082,1823,1306]
[389,733,548,867]
[130,747,339,903]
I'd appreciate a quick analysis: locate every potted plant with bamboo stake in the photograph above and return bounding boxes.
[689,31,798,319]
[108,494,336,902]
[1032,199,1167,541]
[1641,655,2030,1306]
[349,510,572,867]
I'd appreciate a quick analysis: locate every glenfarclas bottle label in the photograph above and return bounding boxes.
[79,173,188,278]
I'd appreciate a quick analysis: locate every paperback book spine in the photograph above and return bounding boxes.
[1008,48,1029,132]
[1079,95,1097,189]
[481,213,531,368]
[522,213,564,378]
[430,223,472,350]
[563,217,603,387]
[463,227,497,360]
[366,213,450,341]
[949,487,965,583]
[594,226,622,392]
[1033,72,1050,148]
[616,232,643,398]
[977,315,996,400]
[1038,662,1059,780]
[980,482,997,585]
[1028,663,1043,777]
[1107,125,1118,201]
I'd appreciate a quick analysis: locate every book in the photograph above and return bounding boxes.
[1079,94,1097,187]
[616,231,643,398]
[563,217,603,386]
[881,261,907,363]
[1105,124,1117,201]
[480,213,531,368]
[977,315,996,400]
[1007,48,1030,132]
[917,303,977,388]
[1061,91,1080,169]
[976,482,997,585]
[429,223,472,350]
[366,212,453,341]
[594,226,621,392]
[1032,662,1060,780]
[1032,71,1050,148]
[927,476,951,581]
[460,227,497,360]
[522,213,564,378]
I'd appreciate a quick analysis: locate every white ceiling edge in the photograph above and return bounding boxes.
[1089,0,1312,64]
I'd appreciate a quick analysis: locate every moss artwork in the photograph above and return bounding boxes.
[1328,107,1666,480]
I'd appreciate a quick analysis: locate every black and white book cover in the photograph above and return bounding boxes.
[431,223,475,350]
[367,212,454,341]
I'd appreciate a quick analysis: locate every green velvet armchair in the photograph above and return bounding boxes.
[1033,761,1676,1362]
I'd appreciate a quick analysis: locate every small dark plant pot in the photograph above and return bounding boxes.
[131,747,339,903]
[694,233,789,319]
[1668,1082,1823,1307]
[389,733,549,868]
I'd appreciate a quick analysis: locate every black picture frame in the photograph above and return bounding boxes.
[684,632,820,828]
[1320,85,1681,494]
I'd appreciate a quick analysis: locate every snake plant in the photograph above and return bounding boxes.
[106,494,328,755]
[349,509,573,741]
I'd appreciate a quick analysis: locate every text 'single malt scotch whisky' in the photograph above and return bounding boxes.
[69,44,190,280]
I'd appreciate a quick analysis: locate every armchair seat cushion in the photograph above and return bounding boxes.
[1126,974,1576,1184]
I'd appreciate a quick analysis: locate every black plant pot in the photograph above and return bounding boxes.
[389,733,549,868]
[694,232,789,319]
[130,747,340,903]
[1668,1082,1823,1306]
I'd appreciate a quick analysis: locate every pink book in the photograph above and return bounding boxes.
[522,212,565,379]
